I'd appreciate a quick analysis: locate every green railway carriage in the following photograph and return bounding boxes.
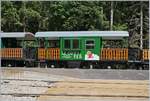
[60,37,102,61]
[35,31,129,68]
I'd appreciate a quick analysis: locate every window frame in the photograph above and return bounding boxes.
[64,39,71,49]
[72,39,80,49]
[47,40,60,48]
[63,38,80,50]
[85,39,95,50]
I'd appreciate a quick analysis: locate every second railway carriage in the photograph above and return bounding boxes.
[35,31,129,68]
[1,32,36,67]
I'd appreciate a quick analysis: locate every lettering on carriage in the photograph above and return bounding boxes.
[62,51,82,59]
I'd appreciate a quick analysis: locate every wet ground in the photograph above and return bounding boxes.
[0,68,149,101]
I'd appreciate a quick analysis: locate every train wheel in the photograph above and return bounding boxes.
[142,64,149,70]
[128,63,136,69]
[59,61,67,68]
[87,63,93,69]
[38,62,46,68]
[136,64,143,70]
[25,61,30,67]
[47,61,60,68]
[25,61,35,67]
[80,62,90,69]
[92,62,100,69]
[99,62,107,69]
[7,61,15,67]
[80,62,86,69]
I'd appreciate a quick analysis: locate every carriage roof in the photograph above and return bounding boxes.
[35,31,129,40]
[0,32,34,38]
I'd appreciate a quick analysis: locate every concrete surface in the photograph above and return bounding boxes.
[2,68,149,80]
[0,68,149,101]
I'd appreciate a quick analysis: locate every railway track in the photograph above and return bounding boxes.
[1,93,149,98]
[2,79,148,85]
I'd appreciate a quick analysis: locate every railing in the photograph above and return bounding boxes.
[100,48,128,61]
[38,48,60,60]
[38,48,46,60]
[1,48,23,59]
[143,49,150,61]
[47,48,60,60]
[1,48,148,61]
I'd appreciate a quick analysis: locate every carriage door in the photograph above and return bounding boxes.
[83,37,101,61]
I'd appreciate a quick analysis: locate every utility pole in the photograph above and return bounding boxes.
[140,1,143,50]
[101,6,104,30]
[23,1,26,32]
[110,1,114,30]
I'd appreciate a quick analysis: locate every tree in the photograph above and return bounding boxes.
[18,1,41,33]
[1,1,22,32]
[1,1,149,49]
[125,1,148,48]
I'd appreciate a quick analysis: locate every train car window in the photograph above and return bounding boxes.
[48,40,59,48]
[4,38,17,48]
[85,40,95,49]
[64,39,71,49]
[49,42,55,48]
[73,39,79,49]
[40,39,44,48]
[17,40,22,48]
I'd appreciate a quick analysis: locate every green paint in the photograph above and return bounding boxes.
[45,38,49,48]
[60,37,102,61]
[82,37,102,61]
[1,39,4,48]
[60,38,82,60]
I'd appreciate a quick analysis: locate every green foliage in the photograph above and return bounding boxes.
[2,1,21,31]
[22,41,37,48]
[113,24,127,31]
[1,1,149,48]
